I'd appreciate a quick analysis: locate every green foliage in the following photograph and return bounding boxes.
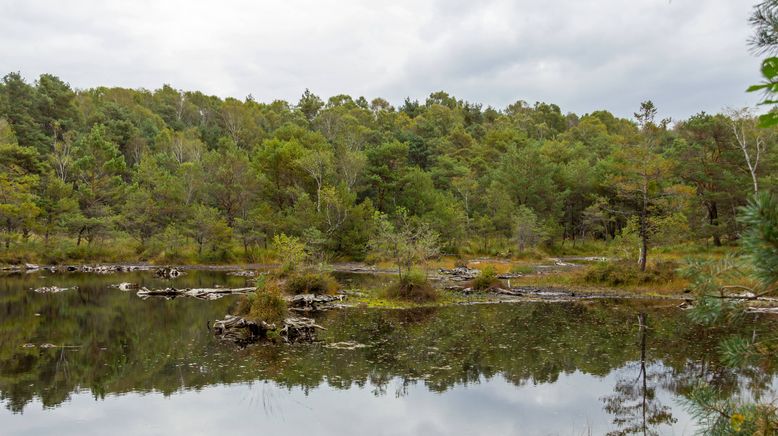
[369,210,440,278]
[0,71,774,265]
[682,189,778,433]
[239,283,288,324]
[683,383,777,436]
[471,266,501,290]
[738,192,778,289]
[686,295,741,327]
[272,233,308,273]
[513,205,546,253]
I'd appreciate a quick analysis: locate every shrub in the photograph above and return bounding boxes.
[385,269,438,302]
[272,233,308,274]
[583,260,678,286]
[234,278,289,323]
[284,272,339,295]
[471,265,502,290]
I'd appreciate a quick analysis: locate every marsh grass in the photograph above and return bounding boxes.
[283,271,340,295]
[385,269,439,302]
[470,266,502,290]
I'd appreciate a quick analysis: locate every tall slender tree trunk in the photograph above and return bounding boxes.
[707,201,721,247]
[638,186,649,272]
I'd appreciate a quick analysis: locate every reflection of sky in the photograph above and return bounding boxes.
[1,368,704,436]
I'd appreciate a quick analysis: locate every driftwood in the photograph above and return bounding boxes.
[227,270,257,277]
[497,273,525,279]
[154,267,183,279]
[212,315,325,344]
[33,286,78,293]
[64,265,148,274]
[438,267,479,281]
[137,286,254,300]
[279,317,326,342]
[286,294,345,311]
[212,315,275,343]
[747,307,778,314]
[112,282,140,291]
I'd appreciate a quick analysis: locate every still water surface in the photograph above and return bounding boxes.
[0,270,775,435]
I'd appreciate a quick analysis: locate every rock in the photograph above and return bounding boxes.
[154,267,183,279]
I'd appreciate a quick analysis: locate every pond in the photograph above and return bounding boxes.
[0,269,775,435]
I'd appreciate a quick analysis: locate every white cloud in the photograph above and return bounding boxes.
[0,0,762,119]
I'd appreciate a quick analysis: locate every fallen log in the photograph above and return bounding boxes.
[438,267,479,281]
[64,264,148,274]
[137,286,254,300]
[227,270,257,277]
[746,307,778,314]
[33,286,78,293]
[494,288,524,296]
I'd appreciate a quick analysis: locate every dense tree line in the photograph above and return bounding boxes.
[0,72,775,263]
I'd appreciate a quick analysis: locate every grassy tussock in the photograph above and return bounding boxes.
[385,270,439,302]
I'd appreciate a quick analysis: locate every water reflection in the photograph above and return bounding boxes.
[0,271,776,435]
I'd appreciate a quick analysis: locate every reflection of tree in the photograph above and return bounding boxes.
[0,277,776,415]
[602,313,676,435]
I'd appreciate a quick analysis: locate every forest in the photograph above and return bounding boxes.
[0,71,775,265]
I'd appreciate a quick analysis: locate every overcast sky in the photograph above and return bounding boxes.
[0,0,763,120]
